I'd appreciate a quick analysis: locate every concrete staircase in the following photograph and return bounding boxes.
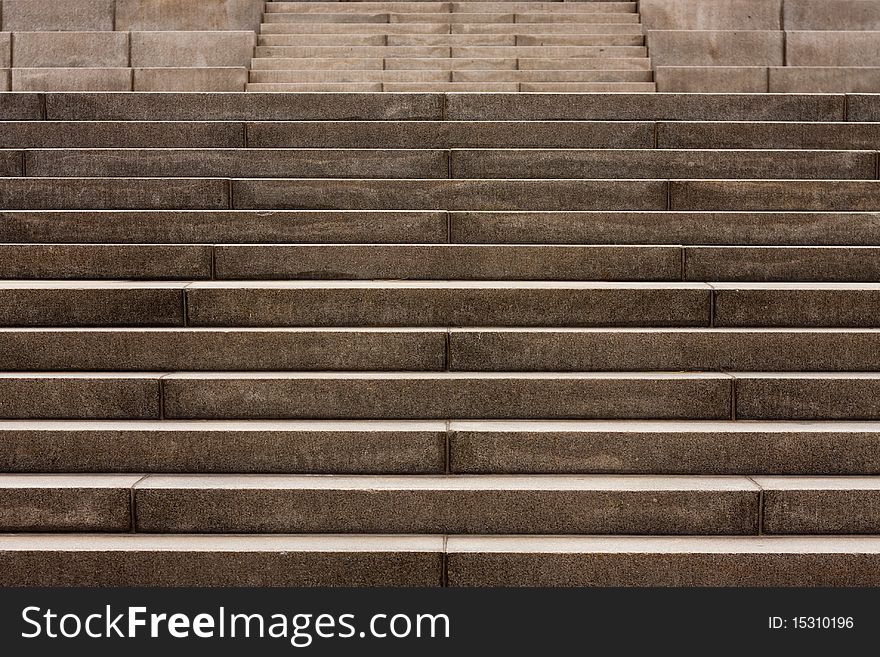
[3,91,880,586]
[248,1,654,91]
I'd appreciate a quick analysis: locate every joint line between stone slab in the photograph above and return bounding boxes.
[129,475,149,533]
[709,288,716,328]
[445,210,452,243]
[441,535,449,587]
[679,246,686,281]
[242,122,248,148]
[729,375,737,421]
[158,379,166,421]
[444,419,451,475]
[747,476,764,535]
[444,328,451,371]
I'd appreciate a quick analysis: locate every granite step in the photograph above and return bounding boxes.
[1,419,876,475]
[4,534,880,587]
[6,210,879,245]
[130,474,760,534]
[446,536,880,586]
[0,534,445,586]
[5,92,843,122]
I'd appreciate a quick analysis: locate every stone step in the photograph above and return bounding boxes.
[0,281,855,329]
[4,210,877,246]
[258,19,642,33]
[264,2,638,13]
[182,281,710,327]
[246,81,657,91]
[262,11,638,23]
[0,371,731,420]
[0,121,248,149]
[0,475,137,532]
[0,534,444,586]
[450,420,880,475]
[0,210,450,244]
[7,328,880,372]
[242,120,657,148]
[734,372,880,420]
[250,56,651,70]
[5,149,872,180]
[713,283,880,327]
[670,181,880,212]
[0,373,161,419]
[1,419,877,475]
[0,328,447,371]
[447,328,880,371]
[131,474,760,534]
[449,211,880,246]
[0,244,213,279]
[226,179,669,211]
[21,149,452,179]
[15,93,844,122]
[27,147,878,179]
[211,244,681,280]
[161,371,731,420]
[4,534,880,586]
[249,69,654,83]
[446,536,880,586]
[686,246,880,282]
[0,420,448,474]
[255,35,646,50]
[657,121,880,149]
[757,477,880,534]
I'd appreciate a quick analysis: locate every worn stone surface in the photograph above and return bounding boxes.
[161,372,732,420]
[769,66,880,93]
[0,535,444,586]
[131,31,256,67]
[448,329,880,371]
[0,283,185,326]
[449,211,880,246]
[0,121,245,148]
[786,31,880,67]
[0,475,136,531]
[450,149,874,180]
[735,373,880,420]
[0,244,211,279]
[13,68,132,92]
[185,282,711,327]
[231,179,668,211]
[0,210,447,244]
[647,30,784,66]
[246,120,656,148]
[25,149,448,179]
[0,178,229,210]
[2,0,114,30]
[0,329,446,371]
[446,536,880,586]
[214,245,681,281]
[713,284,880,327]
[670,181,880,212]
[0,94,45,119]
[449,420,880,475]
[133,67,248,92]
[44,92,443,121]
[640,0,781,29]
[0,150,23,176]
[688,247,880,281]
[655,66,768,92]
[0,33,10,69]
[657,121,880,149]
[758,477,880,534]
[444,93,843,121]
[133,474,759,534]
[785,0,880,30]
[12,32,129,68]
[115,0,264,31]
[0,373,160,420]
[0,420,446,474]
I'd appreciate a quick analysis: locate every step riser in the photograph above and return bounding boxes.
[133,487,758,534]
[2,211,877,246]
[2,423,877,475]
[5,93,844,122]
